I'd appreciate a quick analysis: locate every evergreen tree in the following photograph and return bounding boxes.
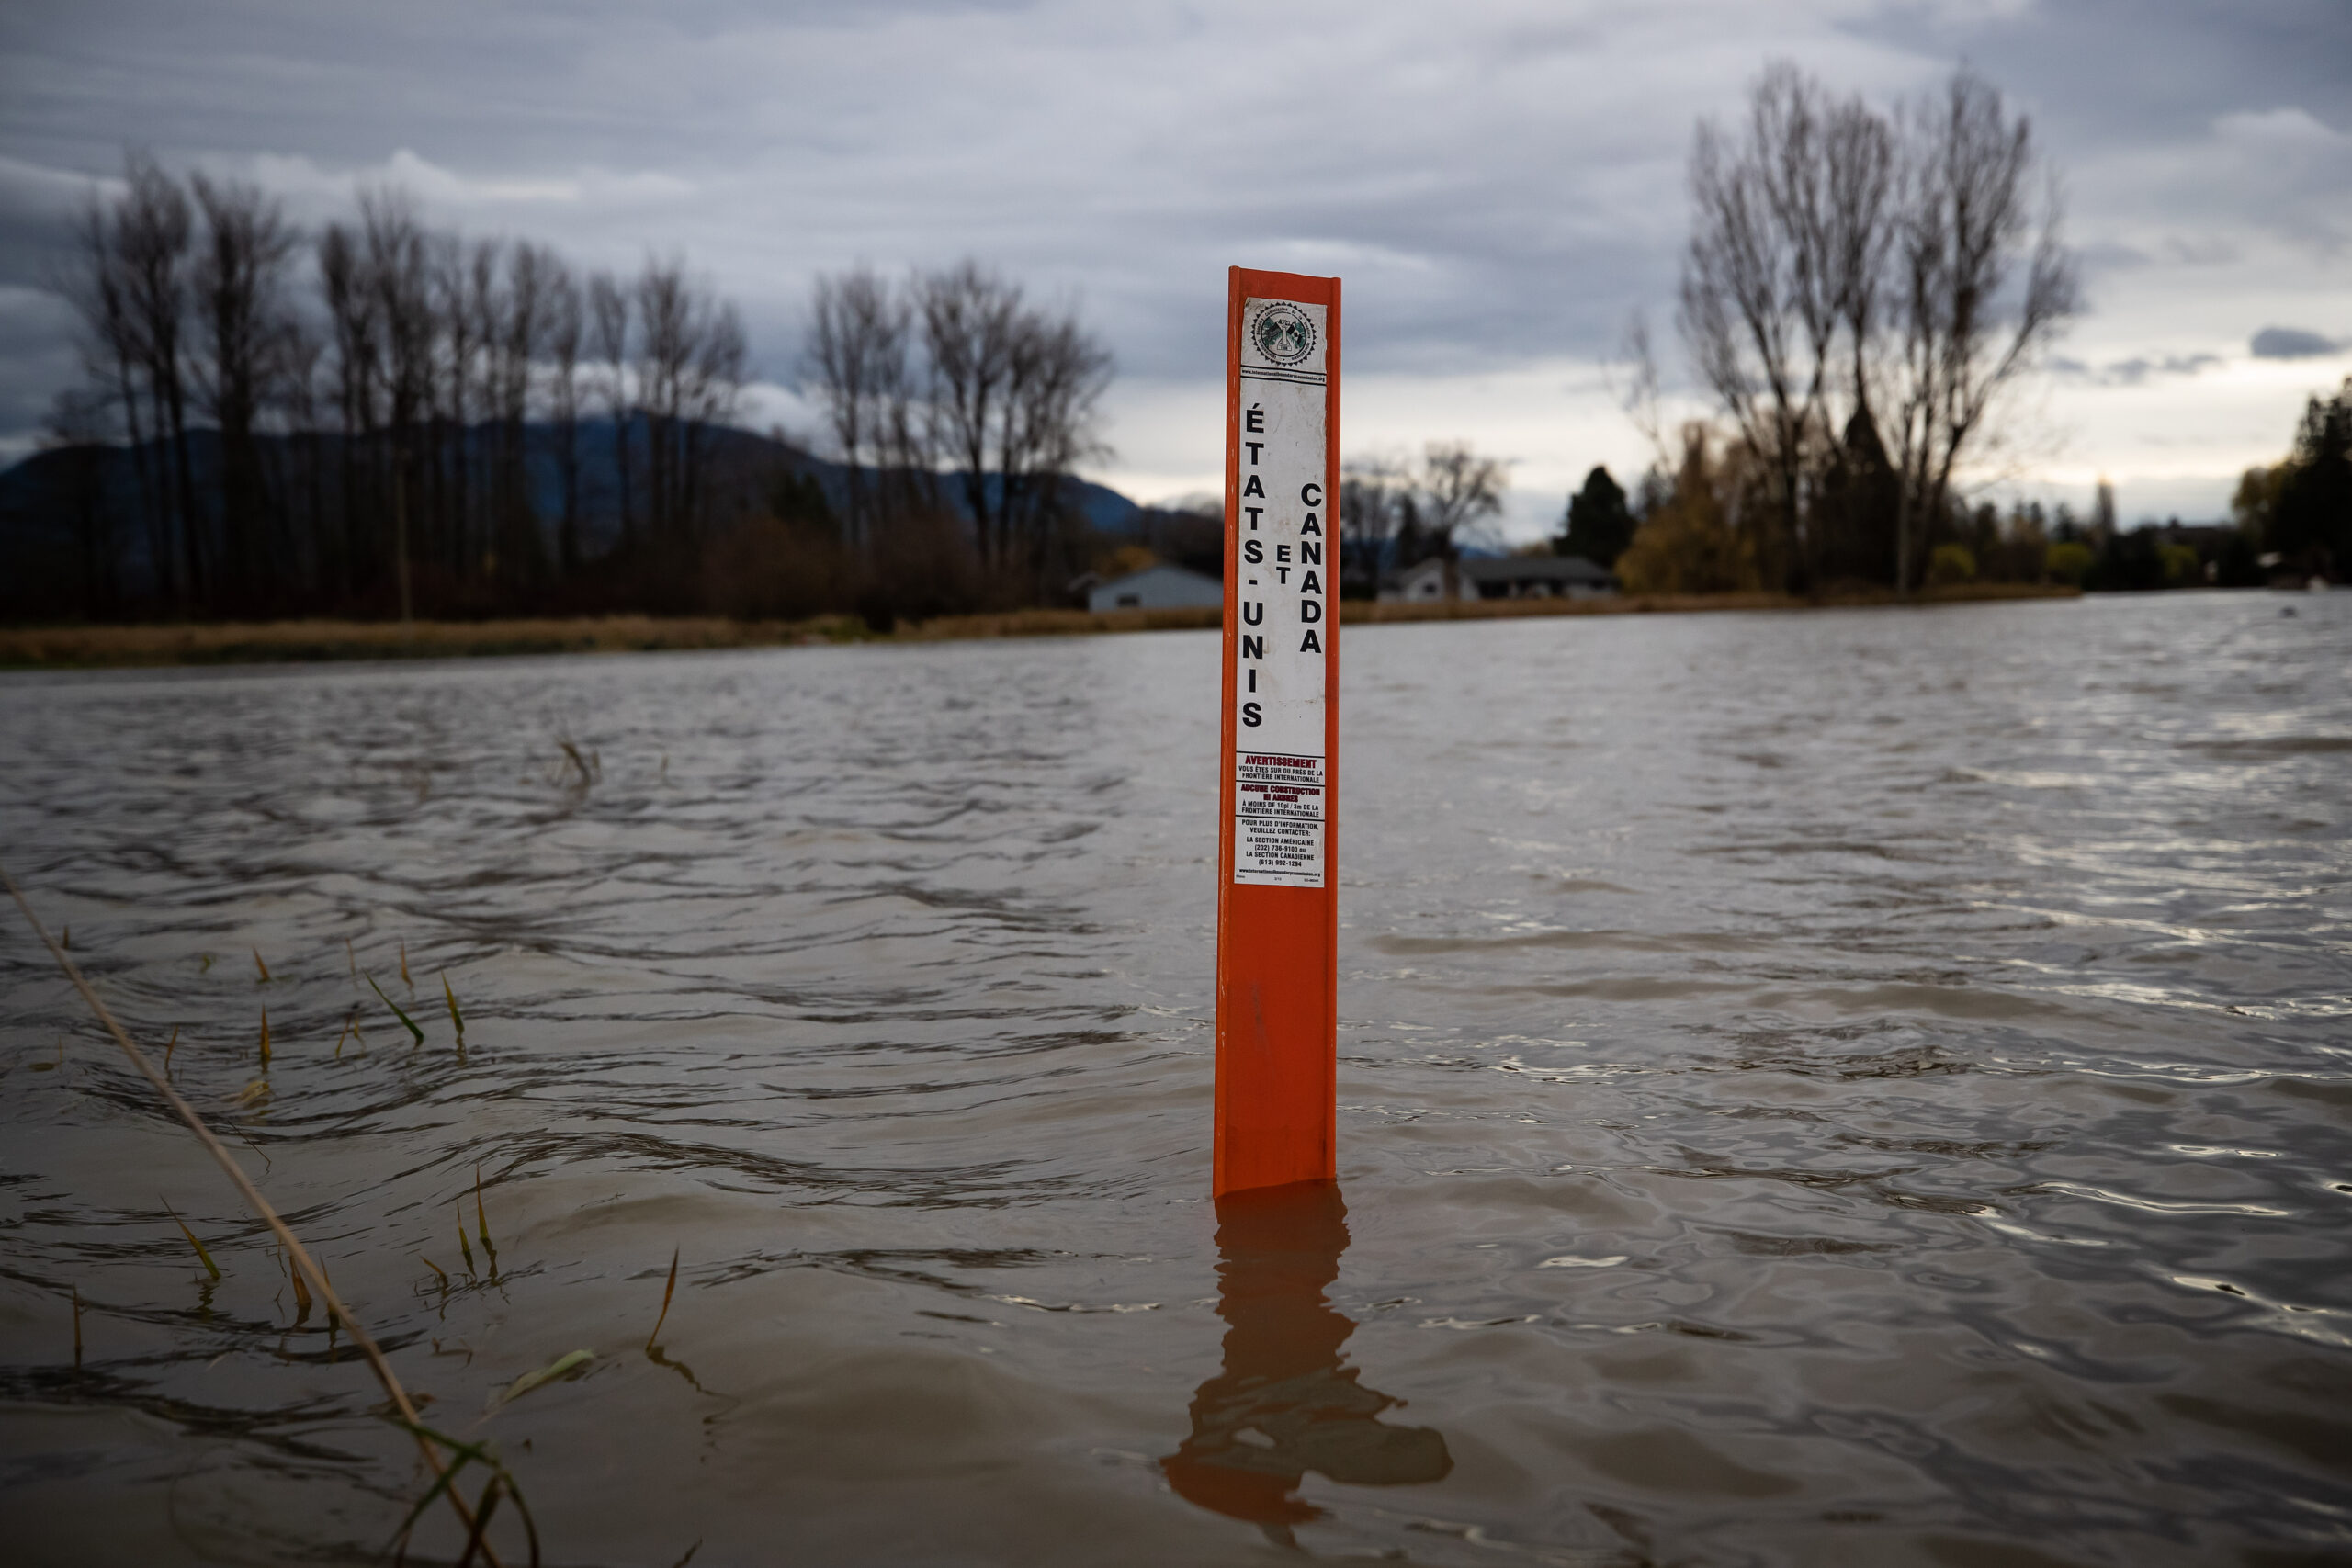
[2270,379,2350,580]
[1556,465,1634,568]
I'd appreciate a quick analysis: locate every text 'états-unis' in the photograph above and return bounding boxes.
[1229,296,1329,888]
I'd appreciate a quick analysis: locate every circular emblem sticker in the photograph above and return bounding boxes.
[1251,302,1317,367]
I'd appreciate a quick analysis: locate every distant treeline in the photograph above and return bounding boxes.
[1544,372,2350,595]
[12,157,1119,626]
[34,157,757,620]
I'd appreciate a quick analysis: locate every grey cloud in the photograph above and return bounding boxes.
[0,0,2346,471]
[2052,352,2223,387]
[2251,325,2344,359]
[1848,0,2352,152]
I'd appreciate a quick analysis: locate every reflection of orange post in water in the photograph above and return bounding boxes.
[1216,268,1341,1196]
[1162,1182,1451,1543]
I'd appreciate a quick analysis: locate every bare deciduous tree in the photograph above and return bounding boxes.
[916,260,1025,570]
[913,260,1110,580]
[587,269,636,552]
[1339,455,1409,598]
[319,219,378,594]
[806,264,913,549]
[1880,69,2078,592]
[189,173,299,607]
[1413,440,1507,594]
[545,258,584,573]
[805,259,1111,586]
[493,241,551,581]
[1674,62,2074,593]
[118,154,202,604]
[680,294,747,538]
[59,186,165,602]
[1679,64,1892,591]
[361,188,433,617]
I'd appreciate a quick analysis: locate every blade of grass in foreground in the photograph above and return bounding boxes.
[367,972,425,1045]
[494,1349,592,1408]
[647,1247,680,1350]
[161,1199,221,1280]
[388,1424,494,1557]
[474,1168,498,1269]
[443,973,465,1039]
[455,1474,504,1568]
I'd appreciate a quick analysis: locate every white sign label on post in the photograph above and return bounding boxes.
[1230,298,1330,888]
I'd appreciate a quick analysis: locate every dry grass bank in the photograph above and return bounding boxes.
[897,605,1224,640]
[0,614,873,670]
[1345,581,2079,626]
[915,581,2077,640]
[1,582,2078,670]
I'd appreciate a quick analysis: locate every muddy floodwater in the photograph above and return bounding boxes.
[3,592,2348,1567]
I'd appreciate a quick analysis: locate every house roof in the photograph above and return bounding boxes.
[1460,555,1616,585]
[1095,562,1221,591]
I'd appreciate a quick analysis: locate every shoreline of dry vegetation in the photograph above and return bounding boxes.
[0,583,2081,670]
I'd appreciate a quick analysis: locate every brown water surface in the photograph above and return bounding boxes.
[2,592,2348,1565]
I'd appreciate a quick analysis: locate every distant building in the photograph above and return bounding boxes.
[1087,562,1223,612]
[1379,556,1616,603]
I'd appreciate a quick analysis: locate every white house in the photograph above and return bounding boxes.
[1379,556,1616,603]
[1087,562,1223,612]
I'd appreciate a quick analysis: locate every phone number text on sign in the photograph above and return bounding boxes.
[1234,751,1324,886]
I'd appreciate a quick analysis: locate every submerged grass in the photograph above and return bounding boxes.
[390,1421,541,1567]
[368,971,425,1045]
[552,737,599,789]
[474,1168,498,1271]
[494,1350,593,1409]
[646,1248,680,1351]
[5,867,518,1563]
[161,1198,221,1281]
[283,1246,313,1318]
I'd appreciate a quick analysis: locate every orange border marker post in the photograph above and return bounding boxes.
[1215,267,1341,1196]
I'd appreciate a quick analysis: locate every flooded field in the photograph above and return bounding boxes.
[2,592,2347,1567]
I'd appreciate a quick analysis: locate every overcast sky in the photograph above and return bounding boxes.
[3,0,2346,535]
